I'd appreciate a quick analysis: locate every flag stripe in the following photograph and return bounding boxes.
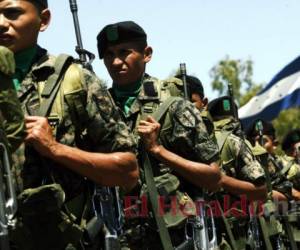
[239,70,300,118]
[258,56,300,95]
[241,88,300,128]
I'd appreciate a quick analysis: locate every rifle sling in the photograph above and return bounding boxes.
[38,54,73,117]
[143,96,181,250]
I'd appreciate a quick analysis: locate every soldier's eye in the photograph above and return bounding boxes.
[3,8,23,20]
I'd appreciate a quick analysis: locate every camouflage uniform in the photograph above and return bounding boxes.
[214,118,265,183]
[213,118,266,250]
[277,154,300,190]
[110,74,220,249]
[11,46,136,250]
[0,73,25,152]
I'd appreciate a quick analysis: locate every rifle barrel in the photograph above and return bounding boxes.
[180,63,189,100]
[69,0,87,63]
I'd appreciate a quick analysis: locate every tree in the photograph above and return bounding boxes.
[209,56,261,106]
[273,107,300,143]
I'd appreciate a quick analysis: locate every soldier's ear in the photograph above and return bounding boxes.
[143,46,153,63]
[39,8,51,32]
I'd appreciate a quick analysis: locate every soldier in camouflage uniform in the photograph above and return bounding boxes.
[97,21,221,249]
[0,46,26,152]
[282,129,300,191]
[0,1,139,249]
[247,119,300,249]
[207,96,267,250]
[246,119,300,201]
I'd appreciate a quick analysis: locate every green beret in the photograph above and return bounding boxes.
[97,21,147,59]
[282,129,300,152]
[208,96,236,119]
[175,74,205,98]
[246,119,275,138]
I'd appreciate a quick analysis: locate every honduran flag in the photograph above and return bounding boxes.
[239,56,300,129]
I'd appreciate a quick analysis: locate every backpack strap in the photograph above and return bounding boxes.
[215,130,232,151]
[280,160,294,176]
[37,54,73,117]
[142,96,181,250]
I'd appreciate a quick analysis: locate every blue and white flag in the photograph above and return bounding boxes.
[239,56,300,128]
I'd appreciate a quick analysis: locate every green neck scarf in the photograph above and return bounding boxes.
[113,79,142,114]
[13,46,37,90]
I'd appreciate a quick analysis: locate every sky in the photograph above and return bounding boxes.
[39,0,300,100]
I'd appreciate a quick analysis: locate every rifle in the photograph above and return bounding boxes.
[0,133,17,250]
[69,0,95,70]
[227,85,263,249]
[68,2,123,249]
[91,95,123,250]
[176,64,218,250]
[255,121,287,250]
[227,82,238,121]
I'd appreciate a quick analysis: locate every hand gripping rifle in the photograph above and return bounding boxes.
[0,132,17,250]
[69,2,123,249]
[175,64,218,250]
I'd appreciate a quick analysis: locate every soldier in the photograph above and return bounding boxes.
[0,46,26,152]
[282,129,300,189]
[207,96,267,249]
[246,119,300,201]
[247,119,300,249]
[0,1,139,249]
[97,21,221,249]
[175,74,208,110]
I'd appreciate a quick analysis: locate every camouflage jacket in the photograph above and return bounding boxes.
[110,74,220,184]
[276,154,300,190]
[0,73,25,152]
[214,118,265,184]
[12,46,136,197]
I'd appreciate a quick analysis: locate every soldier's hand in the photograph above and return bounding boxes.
[137,115,161,154]
[25,116,57,158]
[0,46,15,76]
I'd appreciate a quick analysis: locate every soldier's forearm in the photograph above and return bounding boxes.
[272,190,288,201]
[220,175,267,201]
[149,144,221,190]
[291,188,300,201]
[45,142,139,190]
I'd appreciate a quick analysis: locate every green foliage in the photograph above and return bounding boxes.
[209,55,257,105]
[239,84,263,107]
[273,107,300,143]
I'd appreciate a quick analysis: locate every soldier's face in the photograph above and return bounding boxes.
[191,93,207,110]
[0,0,50,53]
[256,135,276,154]
[103,42,152,86]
